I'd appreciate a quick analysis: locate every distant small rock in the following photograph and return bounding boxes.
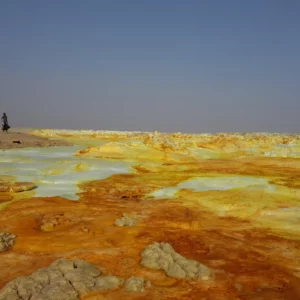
[82,226,89,233]
[114,213,137,227]
[0,232,16,253]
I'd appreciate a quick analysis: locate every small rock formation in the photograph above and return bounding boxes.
[40,213,78,232]
[0,182,35,193]
[82,226,89,233]
[114,213,137,227]
[0,232,16,253]
[125,277,151,292]
[0,258,124,300]
[140,242,213,280]
[96,276,124,291]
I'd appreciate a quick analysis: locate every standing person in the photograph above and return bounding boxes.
[2,113,10,133]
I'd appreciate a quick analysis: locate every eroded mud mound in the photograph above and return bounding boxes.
[0,233,16,253]
[140,242,212,280]
[0,258,124,300]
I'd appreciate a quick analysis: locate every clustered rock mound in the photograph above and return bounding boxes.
[0,259,122,300]
[0,232,16,253]
[140,242,213,280]
[0,258,151,300]
[114,213,137,227]
[0,182,35,193]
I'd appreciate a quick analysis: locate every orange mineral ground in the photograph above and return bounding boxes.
[1,129,300,299]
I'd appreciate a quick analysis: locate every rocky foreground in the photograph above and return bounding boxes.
[0,242,213,299]
[0,129,300,299]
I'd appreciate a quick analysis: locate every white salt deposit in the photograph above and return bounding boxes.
[0,146,136,200]
[148,175,276,200]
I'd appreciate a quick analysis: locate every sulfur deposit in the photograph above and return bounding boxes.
[75,142,197,163]
[143,134,190,154]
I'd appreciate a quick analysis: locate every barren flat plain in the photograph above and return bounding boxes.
[1,129,300,299]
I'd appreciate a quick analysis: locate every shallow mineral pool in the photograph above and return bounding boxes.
[0,146,136,200]
[148,175,276,199]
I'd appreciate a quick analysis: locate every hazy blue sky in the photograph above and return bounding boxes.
[1,0,299,133]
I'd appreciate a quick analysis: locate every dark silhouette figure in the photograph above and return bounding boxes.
[2,113,10,133]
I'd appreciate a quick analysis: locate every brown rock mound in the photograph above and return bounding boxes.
[0,182,36,193]
[0,233,16,253]
[0,258,124,300]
